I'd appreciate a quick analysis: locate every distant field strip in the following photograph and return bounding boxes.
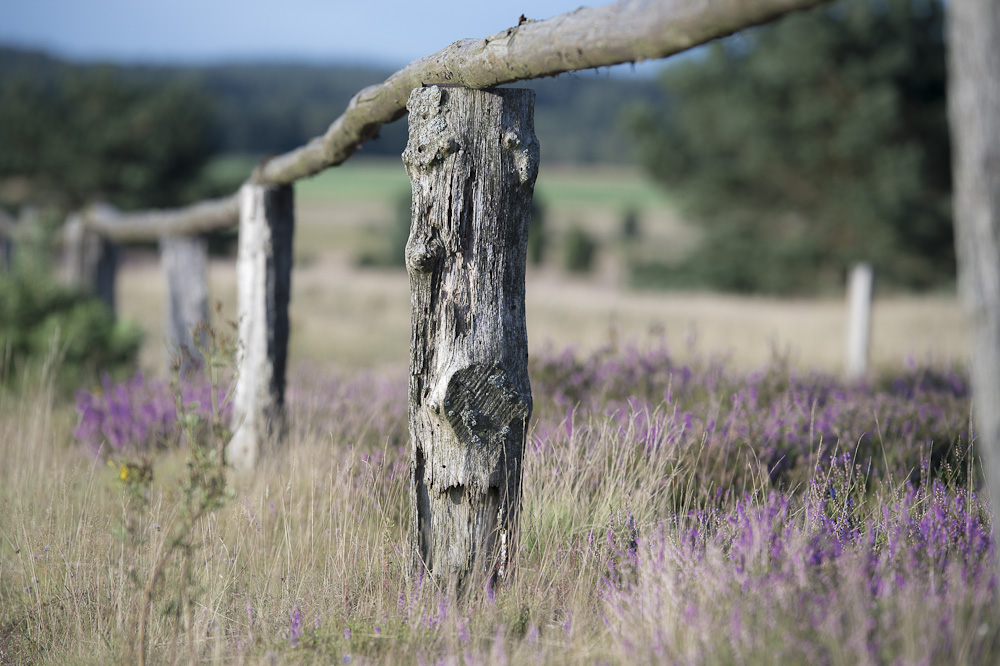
[216,155,676,211]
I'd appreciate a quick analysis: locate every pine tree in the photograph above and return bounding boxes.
[630,0,951,294]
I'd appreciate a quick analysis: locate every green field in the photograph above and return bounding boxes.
[208,153,695,287]
[208,154,676,212]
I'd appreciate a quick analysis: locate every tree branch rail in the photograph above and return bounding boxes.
[80,0,830,241]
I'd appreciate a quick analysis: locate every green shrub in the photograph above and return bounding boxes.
[528,200,548,266]
[564,226,597,274]
[356,190,411,268]
[620,208,641,241]
[0,269,143,393]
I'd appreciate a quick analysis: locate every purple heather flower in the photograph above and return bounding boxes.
[289,606,302,647]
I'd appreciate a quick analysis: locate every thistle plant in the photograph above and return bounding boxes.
[112,307,239,665]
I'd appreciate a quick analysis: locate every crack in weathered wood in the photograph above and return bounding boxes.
[404,86,536,594]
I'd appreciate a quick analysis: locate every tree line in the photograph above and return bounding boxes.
[0,46,661,185]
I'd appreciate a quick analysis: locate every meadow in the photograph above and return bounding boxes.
[0,160,992,664]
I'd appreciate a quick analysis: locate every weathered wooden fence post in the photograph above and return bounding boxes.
[403,86,539,594]
[947,0,1000,576]
[227,181,295,472]
[845,262,873,379]
[63,207,119,313]
[160,235,209,374]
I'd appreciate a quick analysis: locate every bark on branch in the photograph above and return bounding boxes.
[80,195,240,243]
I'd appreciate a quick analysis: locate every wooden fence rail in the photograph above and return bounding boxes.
[81,195,239,242]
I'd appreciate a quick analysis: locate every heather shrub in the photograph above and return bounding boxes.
[25,344,992,664]
[601,472,997,665]
[74,372,231,457]
[529,343,972,496]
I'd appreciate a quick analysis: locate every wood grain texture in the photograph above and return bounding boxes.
[228,183,294,472]
[404,86,537,593]
[947,0,1000,567]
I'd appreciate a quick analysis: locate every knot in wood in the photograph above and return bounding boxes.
[441,364,531,449]
[503,129,539,186]
[405,230,443,273]
[403,134,459,172]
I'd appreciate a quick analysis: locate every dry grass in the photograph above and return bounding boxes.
[2,349,995,664]
[117,251,966,378]
[2,163,978,662]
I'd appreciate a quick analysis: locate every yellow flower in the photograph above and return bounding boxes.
[120,465,129,482]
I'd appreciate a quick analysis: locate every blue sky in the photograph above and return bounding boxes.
[0,0,665,75]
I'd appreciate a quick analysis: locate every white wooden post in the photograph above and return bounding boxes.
[160,235,209,375]
[403,86,539,593]
[845,262,874,379]
[228,182,294,472]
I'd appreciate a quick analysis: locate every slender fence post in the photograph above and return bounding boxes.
[160,235,209,374]
[845,262,874,379]
[403,86,539,594]
[228,181,295,472]
[63,209,119,313]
